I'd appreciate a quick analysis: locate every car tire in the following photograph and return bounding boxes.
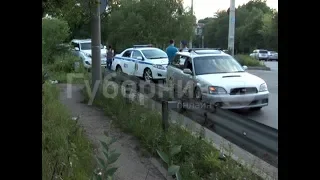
[143,68,153,83]
[250,107,262,111]
[116,65,122,74]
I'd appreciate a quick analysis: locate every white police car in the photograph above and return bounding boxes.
[111,45,168,82]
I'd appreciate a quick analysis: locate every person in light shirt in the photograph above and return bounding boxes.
[180,40,189,52]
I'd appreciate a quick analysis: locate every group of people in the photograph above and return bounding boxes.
[166,39,189,64]
[105,39,188,70]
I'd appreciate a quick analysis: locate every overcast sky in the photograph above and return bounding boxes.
[183,0,278,20]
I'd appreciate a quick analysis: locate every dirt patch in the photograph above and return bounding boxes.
[58,84,167,180]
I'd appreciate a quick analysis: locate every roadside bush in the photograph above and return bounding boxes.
[42,82,94,180]
[49,53,80,73]
[45,53,89,83]
[234,54,265,67]
[42,18,70,64]
[83,87,263,180]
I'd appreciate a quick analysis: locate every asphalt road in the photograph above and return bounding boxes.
[232,61,278,129]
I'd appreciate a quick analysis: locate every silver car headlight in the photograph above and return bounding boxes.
[259,83,268,92]
[208,86,227,94]
[153,64,165,70]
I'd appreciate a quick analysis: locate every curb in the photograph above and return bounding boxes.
[247,66,271,71]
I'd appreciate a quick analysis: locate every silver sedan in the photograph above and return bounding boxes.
[268,51,278,61]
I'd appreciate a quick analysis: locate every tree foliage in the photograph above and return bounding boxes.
[43,0,277,54]
[43,0,195,52]
[42,18,70,64]
[201,0,277,53]
[105,0,195,51]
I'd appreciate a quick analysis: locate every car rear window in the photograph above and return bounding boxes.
[260,50,268,53]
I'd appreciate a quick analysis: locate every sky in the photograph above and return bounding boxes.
[183,0,278,20]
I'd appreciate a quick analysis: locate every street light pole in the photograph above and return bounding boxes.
[189,0,194,49]
[91,0,102,89]
[228,0,236,56]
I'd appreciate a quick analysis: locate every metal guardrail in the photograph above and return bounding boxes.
[160,99,278,167]
[104,70,278,167]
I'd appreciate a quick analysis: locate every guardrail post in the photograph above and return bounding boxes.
[161,101,178,132]
[125,84,131,104]
[162,101,169,131]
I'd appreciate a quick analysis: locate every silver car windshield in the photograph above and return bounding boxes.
[80,42,103,50]
[193,56,244,75]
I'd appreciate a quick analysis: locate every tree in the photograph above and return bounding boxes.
[105,0,194,51]
[202,0,277,53]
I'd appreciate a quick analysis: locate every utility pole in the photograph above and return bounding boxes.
[189,0,194,49]
[202,35,204,48]
[91,0,102,89]
[227,0,236,56]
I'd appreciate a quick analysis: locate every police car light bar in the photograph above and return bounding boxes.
[133,44,153,48]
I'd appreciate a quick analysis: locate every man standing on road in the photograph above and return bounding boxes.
[166,39,178,64]
[180,40,189,52]
[106,45,113,70]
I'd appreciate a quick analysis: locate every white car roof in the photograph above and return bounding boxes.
[123,47,162,51]
[71,39,91,43]
[176,51,229,58]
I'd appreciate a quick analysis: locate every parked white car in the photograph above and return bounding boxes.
[70,39,107,69]
[268,51,278,61]
[111,45,168,82]
[167,50,269,110]
[250,49,269,61]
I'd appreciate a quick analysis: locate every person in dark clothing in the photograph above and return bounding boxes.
[106,45,113,70]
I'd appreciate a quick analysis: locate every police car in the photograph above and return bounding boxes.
[111,45,169,82]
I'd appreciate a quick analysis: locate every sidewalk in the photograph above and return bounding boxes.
[58,84,167,180]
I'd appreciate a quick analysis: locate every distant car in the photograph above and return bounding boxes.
[70,39,107,69]
[111,45,169,82]
[268,51,278,61]
[250,49,269,61]
[166,50,269,110]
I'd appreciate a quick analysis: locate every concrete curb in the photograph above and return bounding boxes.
[247,66,271,71]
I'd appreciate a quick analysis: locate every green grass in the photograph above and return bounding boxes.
[43,53,91,84]
[234,54,266,67]
[83,88,263,180]
[42,82,94,180]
